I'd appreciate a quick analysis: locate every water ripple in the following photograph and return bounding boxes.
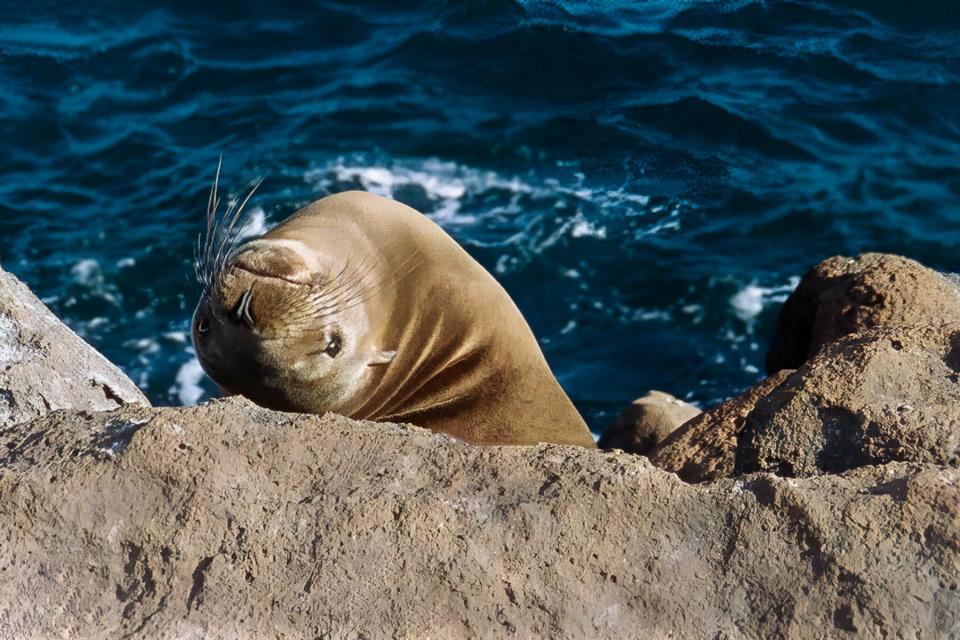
[1,0,959,429]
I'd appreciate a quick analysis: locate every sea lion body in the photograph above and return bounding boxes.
[193,190,595,448]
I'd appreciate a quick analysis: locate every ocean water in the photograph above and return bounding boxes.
[2,1,959,433]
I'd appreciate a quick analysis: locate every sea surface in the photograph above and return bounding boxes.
[2,1,959,433]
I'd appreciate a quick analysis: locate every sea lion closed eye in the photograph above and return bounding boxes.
[192,170,595,448]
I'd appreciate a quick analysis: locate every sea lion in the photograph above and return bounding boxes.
[191,174,595,448]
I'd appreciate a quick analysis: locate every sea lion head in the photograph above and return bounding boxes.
[192,236,396,414]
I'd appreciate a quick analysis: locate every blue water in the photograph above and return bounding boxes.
[2,2,959,433]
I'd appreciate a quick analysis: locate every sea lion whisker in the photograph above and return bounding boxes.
[206,156,221,254]
[214,177,264,284]
[325,249,415,309]
[193,231,206,289]
[282,246,422,327]
[207,155,221,229]
[203,192,222,290]
[310,258,378,310]
[305,279,377,318]
[308,248,424,321]
[200,156,223,293]
[299,256,379,315]
[196,160,265,297]
[309,258,355,293]
[210,197,239,290]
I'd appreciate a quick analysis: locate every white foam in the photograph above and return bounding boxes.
[175,357,206,407]
[559,319,577,335]
[126,337,161,367]
[632,308,672,322]
[301,155,697,283]
[307,158,505,225]
[304,156,659,233]
[87,317,109,329]
[70,258,121,305]
[133,338,161,354]
[639,216,681,237]
[730,285,765,322]
[730,276,800,322]
[71,259,101,286]
[570,214,607,239]
[238,206,270,240]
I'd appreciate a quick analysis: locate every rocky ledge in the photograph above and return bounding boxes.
[1,256,959,639]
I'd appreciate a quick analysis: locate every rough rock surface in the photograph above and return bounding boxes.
[739,323,960,477]
[1,399,959,639]
[766,253,960,373]
[597,390,700,455]
[650,370,793,483]
[0,266,148,427]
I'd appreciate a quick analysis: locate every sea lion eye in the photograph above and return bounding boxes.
[324,333,342,358]
[196,315,211,336]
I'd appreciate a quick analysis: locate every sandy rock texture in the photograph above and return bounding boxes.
[2,254,959,638]
[597,390,700,455]
[737,323,960,477]
[766,253,960,373]
[1,398,959,639]
[650,370,793,483]
[0,267,148,428]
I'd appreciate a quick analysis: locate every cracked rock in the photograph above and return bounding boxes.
[0,266,148,428]
[0,399,958,638]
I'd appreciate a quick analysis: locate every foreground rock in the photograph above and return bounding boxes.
[766,253,960,373]
[738,323,960,477]
[0,267,148,427]
[650,370,793,483]
[1,399,958,638]
[597,390,700,455]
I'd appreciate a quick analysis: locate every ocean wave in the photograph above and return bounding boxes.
[303,155,678,246]
[4,0,958,430]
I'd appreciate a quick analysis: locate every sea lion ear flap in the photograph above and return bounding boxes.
[369,350,397,366]
[231,240,318,284]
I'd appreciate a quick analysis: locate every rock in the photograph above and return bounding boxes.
[650,370,793,483]
[738,323,960,477]
[0,266,148,427]
[597,390,700,455]
[766,253,960,373]
[1,398,958,638]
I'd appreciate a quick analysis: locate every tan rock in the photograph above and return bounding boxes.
[650,370,793,482]
[766,253,960,373]
[739,323,960,477]
[0,266,148,427]
[0,399,958,638]
[597,390,700,454]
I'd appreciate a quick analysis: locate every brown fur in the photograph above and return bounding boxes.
[193,190,595,448]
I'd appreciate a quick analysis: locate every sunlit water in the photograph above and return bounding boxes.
[2,1,959,433]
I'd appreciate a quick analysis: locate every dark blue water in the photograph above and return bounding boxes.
[2,1,959,433]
